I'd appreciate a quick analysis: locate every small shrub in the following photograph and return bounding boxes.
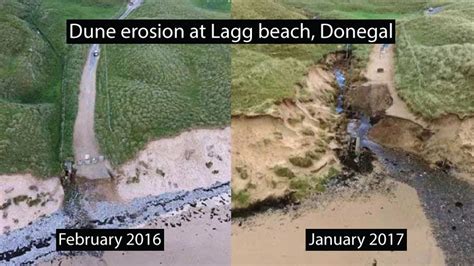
[273,166,295,178]
[246,182,257,190]
[13,195,29,205]
[289,156,313,168]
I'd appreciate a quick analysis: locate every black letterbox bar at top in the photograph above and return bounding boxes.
[66,19,396,44]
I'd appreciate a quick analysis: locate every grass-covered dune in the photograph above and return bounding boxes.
[395,2,474,118]
[0,0,122,177]
[95,0,231,165]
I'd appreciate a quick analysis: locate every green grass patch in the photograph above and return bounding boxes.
[289,155,313,168]
[395,2,474,118]
[95,0,230,165]
[190,0,231,11]
[0,101,58,176]
[289,166,340,200]
[273,166,295,178]
[289,178,311,200]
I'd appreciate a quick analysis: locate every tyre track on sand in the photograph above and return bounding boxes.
[73,0,143,179]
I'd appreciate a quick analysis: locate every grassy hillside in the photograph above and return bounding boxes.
[231,0,339,113]
[0,0,122,177]
[395,2,474,118]
[95,0,231,165]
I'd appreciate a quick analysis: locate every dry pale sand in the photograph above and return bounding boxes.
[426,115,474,183]
[0,174,63,234]
[232,181,445,265]
[115,127,230,201]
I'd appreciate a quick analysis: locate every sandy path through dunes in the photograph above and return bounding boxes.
[73,1,142,179]
[232,181,445,265]
[365,44,427,127]
[73,43,111,179]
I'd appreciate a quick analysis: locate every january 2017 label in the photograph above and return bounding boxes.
[306,229,407,251]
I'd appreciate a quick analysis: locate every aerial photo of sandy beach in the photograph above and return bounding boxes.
[231,0,473,265]
[1,0,473,265]
[0,0,231,265]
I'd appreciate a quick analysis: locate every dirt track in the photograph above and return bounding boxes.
[73,43,111,179]
[73,1,142,179]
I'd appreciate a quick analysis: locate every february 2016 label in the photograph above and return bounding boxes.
[306,229,407,251]
[56,229,164,251]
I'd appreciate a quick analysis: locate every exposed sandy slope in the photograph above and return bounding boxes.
[371,115,474,183]
[425,115,474,182]
[232,181,445,265]
[364,44,427,127]
[232,67,340,208]
[369,116,429,154]
[0,174,63,234]
[115,127,230,201]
